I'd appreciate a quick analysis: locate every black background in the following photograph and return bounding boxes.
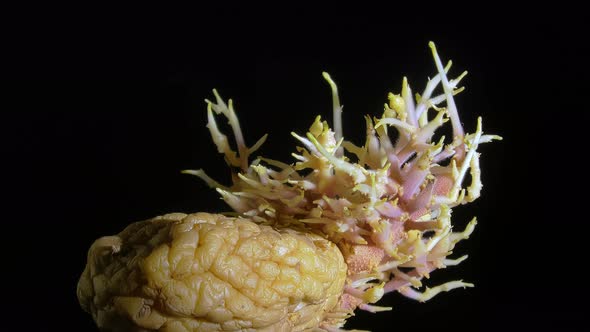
[4,4,586,332]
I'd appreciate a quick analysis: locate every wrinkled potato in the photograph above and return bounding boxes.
[78,213,347,331]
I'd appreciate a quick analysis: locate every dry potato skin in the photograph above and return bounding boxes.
[78,213,347,331]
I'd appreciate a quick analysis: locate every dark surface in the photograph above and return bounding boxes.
[4,4,585,331]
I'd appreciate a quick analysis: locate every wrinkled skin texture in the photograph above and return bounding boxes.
[78,213,347,331]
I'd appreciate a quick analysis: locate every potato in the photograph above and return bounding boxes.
[78,213,347,331]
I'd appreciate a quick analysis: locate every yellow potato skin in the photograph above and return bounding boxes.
[78,212,347,331]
